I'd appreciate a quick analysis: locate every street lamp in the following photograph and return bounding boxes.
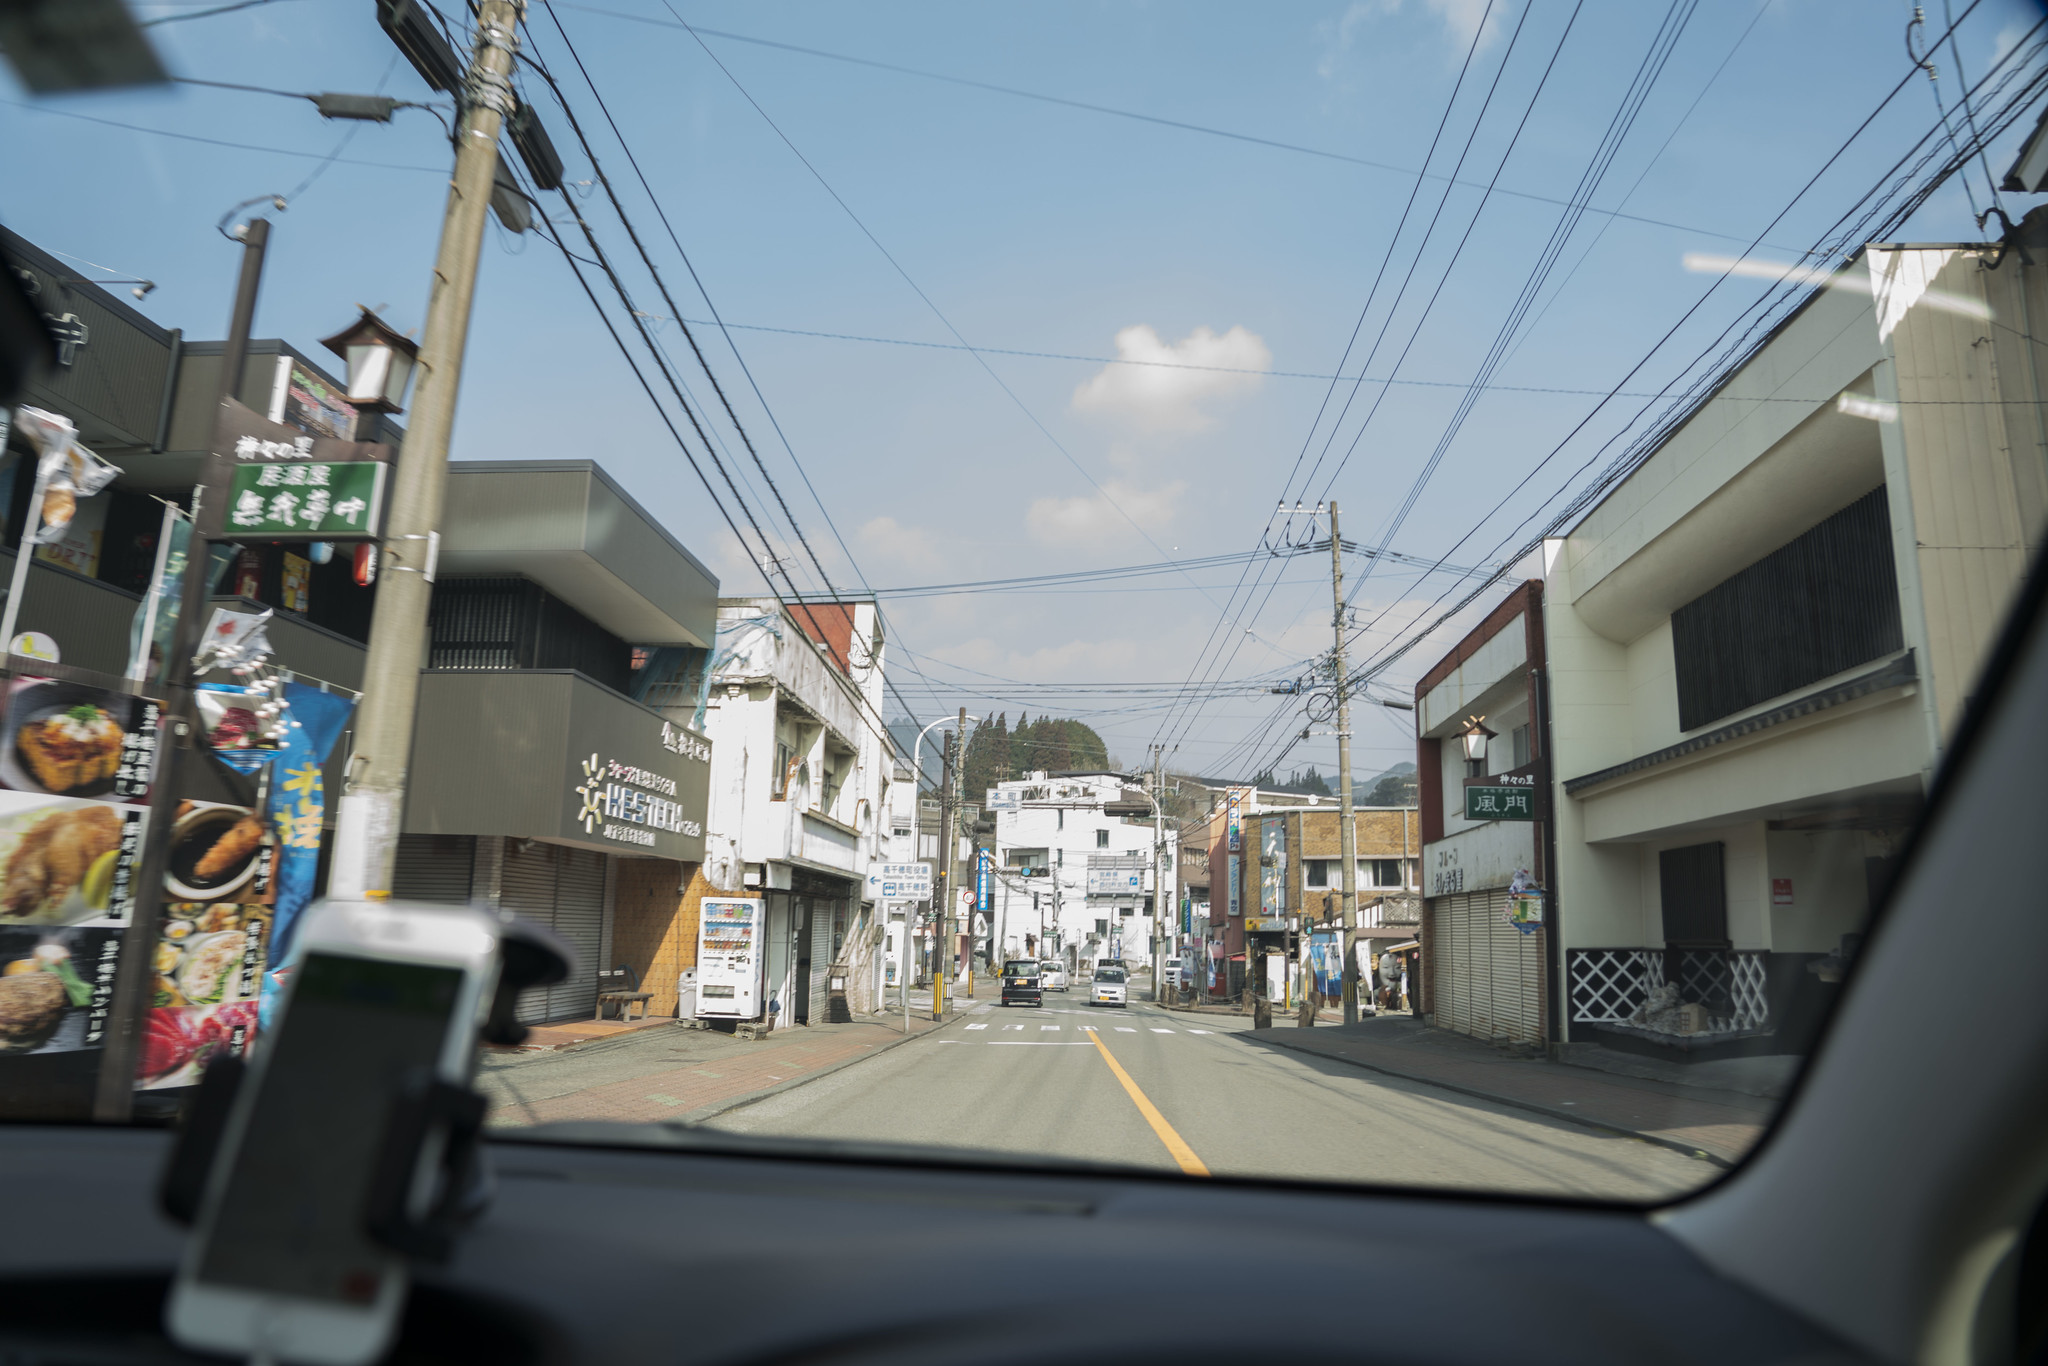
[320,308,420,413]
[1459,717,1496,765]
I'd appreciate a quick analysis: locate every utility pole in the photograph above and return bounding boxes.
[1151,744,1166,1002]
[330,0,526,899]
[1331,502,1363,1025]
[92,218,269,1120]
[931,709,963,1018]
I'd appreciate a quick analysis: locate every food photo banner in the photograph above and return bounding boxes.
[0,673,164,1117]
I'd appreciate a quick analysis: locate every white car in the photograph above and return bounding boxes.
[1040,960,1068,991]
[1089,964,1128,1007]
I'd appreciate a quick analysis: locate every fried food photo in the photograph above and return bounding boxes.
[16,704,123,793]
[0,806,120,919]
[193,814,263,882]
[0,970,67,1052]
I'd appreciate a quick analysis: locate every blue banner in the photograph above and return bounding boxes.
[256,682,354,1027]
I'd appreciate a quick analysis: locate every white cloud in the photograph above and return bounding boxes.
[1070,324,1270,432]
[856,514,943,573]
[1319,0,1507,77]
[1026,478,1188,546]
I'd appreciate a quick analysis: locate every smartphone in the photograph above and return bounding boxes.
[167,899,500,1366]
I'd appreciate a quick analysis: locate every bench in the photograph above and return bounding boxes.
[595,965,653,1021]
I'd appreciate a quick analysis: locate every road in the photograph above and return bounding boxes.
[705,992,1713,1200]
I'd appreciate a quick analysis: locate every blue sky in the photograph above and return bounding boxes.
[6,0,2045,780]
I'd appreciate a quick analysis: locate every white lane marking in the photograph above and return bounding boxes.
[1041,1024,1060,1031]
[1079,1025,1098,1032]
[1115,1027,1137,1033]
[1003,1024,1024,1031]
[965,1023,988,1030]
[1189,1029,1213,1034]
[1150,1028,1174,1033]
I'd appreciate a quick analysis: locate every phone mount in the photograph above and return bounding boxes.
[159,912,576,1265]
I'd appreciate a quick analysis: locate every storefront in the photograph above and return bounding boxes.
[394,669,710,1022]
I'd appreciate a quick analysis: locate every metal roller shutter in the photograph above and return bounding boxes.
[392,835,474,905]
[807,898,836,1024]
[499,840,560,1025]
[551,847,606,1020]
[1431,891,1544,1045]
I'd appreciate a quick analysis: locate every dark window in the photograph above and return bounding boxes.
[427,576,631,691]
[1671,486,1903,730]
[1658,842,1728,947]
[1095,829,1109,848]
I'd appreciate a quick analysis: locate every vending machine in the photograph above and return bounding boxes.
[695,897,765,1020]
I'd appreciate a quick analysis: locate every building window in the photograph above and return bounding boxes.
[1370,858,1403,888]
[1096,829,1110,848]
[772,741,796,799]
[1095,919,1108,936]
[892,825,912,838]
[1511,724,1530,769]
[1671,485,1902,730]
[1306,859,1330,889]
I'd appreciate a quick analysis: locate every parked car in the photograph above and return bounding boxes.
[1089,964,1127,1008]
[1161,962,1181,989]
[1040,960,1068,992]
[999,959,1043,1008]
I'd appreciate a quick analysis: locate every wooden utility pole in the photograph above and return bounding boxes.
[932,714,961,1019]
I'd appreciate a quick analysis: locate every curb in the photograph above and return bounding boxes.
[1246,1030,1736,1170]
[675,1008,976,1126]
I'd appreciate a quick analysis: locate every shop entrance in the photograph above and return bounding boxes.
[793,897,813,1025]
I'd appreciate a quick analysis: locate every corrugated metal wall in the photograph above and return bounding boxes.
[1429,890,1544,1045]
[500,840,607,1023]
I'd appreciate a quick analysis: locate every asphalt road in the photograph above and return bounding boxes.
[705,993,1714,1200]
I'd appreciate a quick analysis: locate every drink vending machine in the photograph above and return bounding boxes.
[695,897,765,1020]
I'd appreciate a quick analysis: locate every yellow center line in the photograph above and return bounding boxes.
[1087,1032,1209,1176]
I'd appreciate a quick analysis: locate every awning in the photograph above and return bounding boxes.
[1375,940,1420,954]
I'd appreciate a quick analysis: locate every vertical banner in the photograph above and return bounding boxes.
[1226,788,1242,854]
[252,682,355,1031]
[0,674,162,1117]
[976,848,989,914]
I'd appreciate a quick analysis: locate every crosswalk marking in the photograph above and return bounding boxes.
[1116,1027,1136,1032]
[1189,1029,1213,1034]
[1004,1024,1024,1031]
[1079,1025,1097,1032]
[965,1023,988,1031]
[1041,1025,1059,1031]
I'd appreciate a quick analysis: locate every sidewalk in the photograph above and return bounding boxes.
[482,1006,960,1128]
[1222,1012,1775,1165]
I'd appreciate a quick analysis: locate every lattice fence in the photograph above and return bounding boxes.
[1679,949,1769,1031]
[1567,948,1661,1023]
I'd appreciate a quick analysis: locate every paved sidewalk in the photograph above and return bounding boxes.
[1232,1014,1774,1165]
[482,1008,958,1128]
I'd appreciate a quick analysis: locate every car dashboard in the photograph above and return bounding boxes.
[0,1121,1872,1366]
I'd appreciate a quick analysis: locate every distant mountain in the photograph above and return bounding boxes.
[1354,761,1418,807]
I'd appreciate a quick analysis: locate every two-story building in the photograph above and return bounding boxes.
[1416,580,1553,1046]
[695,597,899,1026]
[1542,229,2046,1058]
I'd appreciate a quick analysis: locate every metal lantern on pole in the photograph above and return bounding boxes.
[320,308,420,413]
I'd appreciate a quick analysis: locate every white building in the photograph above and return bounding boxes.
[694,597,901,1023]
[1541,234,2045,1056]
[985,771,1176,973]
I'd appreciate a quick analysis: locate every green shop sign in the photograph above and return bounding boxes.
[1464,784,1537,821]
[224,460,385,539]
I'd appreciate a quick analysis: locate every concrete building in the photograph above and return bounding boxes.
[1542,233,2047,1057]
[986,771,1174,973]
[695,597,901,1024]
[1415,581,1552,1046]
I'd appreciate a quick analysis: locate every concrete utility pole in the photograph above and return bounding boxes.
[1332,502,1363,1025]
[1151,744,1166,1002]
[932,710,964,1018]
[330,0,525,899]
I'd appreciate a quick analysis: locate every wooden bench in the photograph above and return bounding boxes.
[595,965,653,1021]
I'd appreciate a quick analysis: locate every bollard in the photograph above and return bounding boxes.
[1252,994,1272,1030]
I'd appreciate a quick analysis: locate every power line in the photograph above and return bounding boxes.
[552,0,1798,252]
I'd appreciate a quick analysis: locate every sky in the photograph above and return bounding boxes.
[6,0,2046,783]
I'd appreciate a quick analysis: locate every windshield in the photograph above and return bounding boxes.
[5,0,2043,1212]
